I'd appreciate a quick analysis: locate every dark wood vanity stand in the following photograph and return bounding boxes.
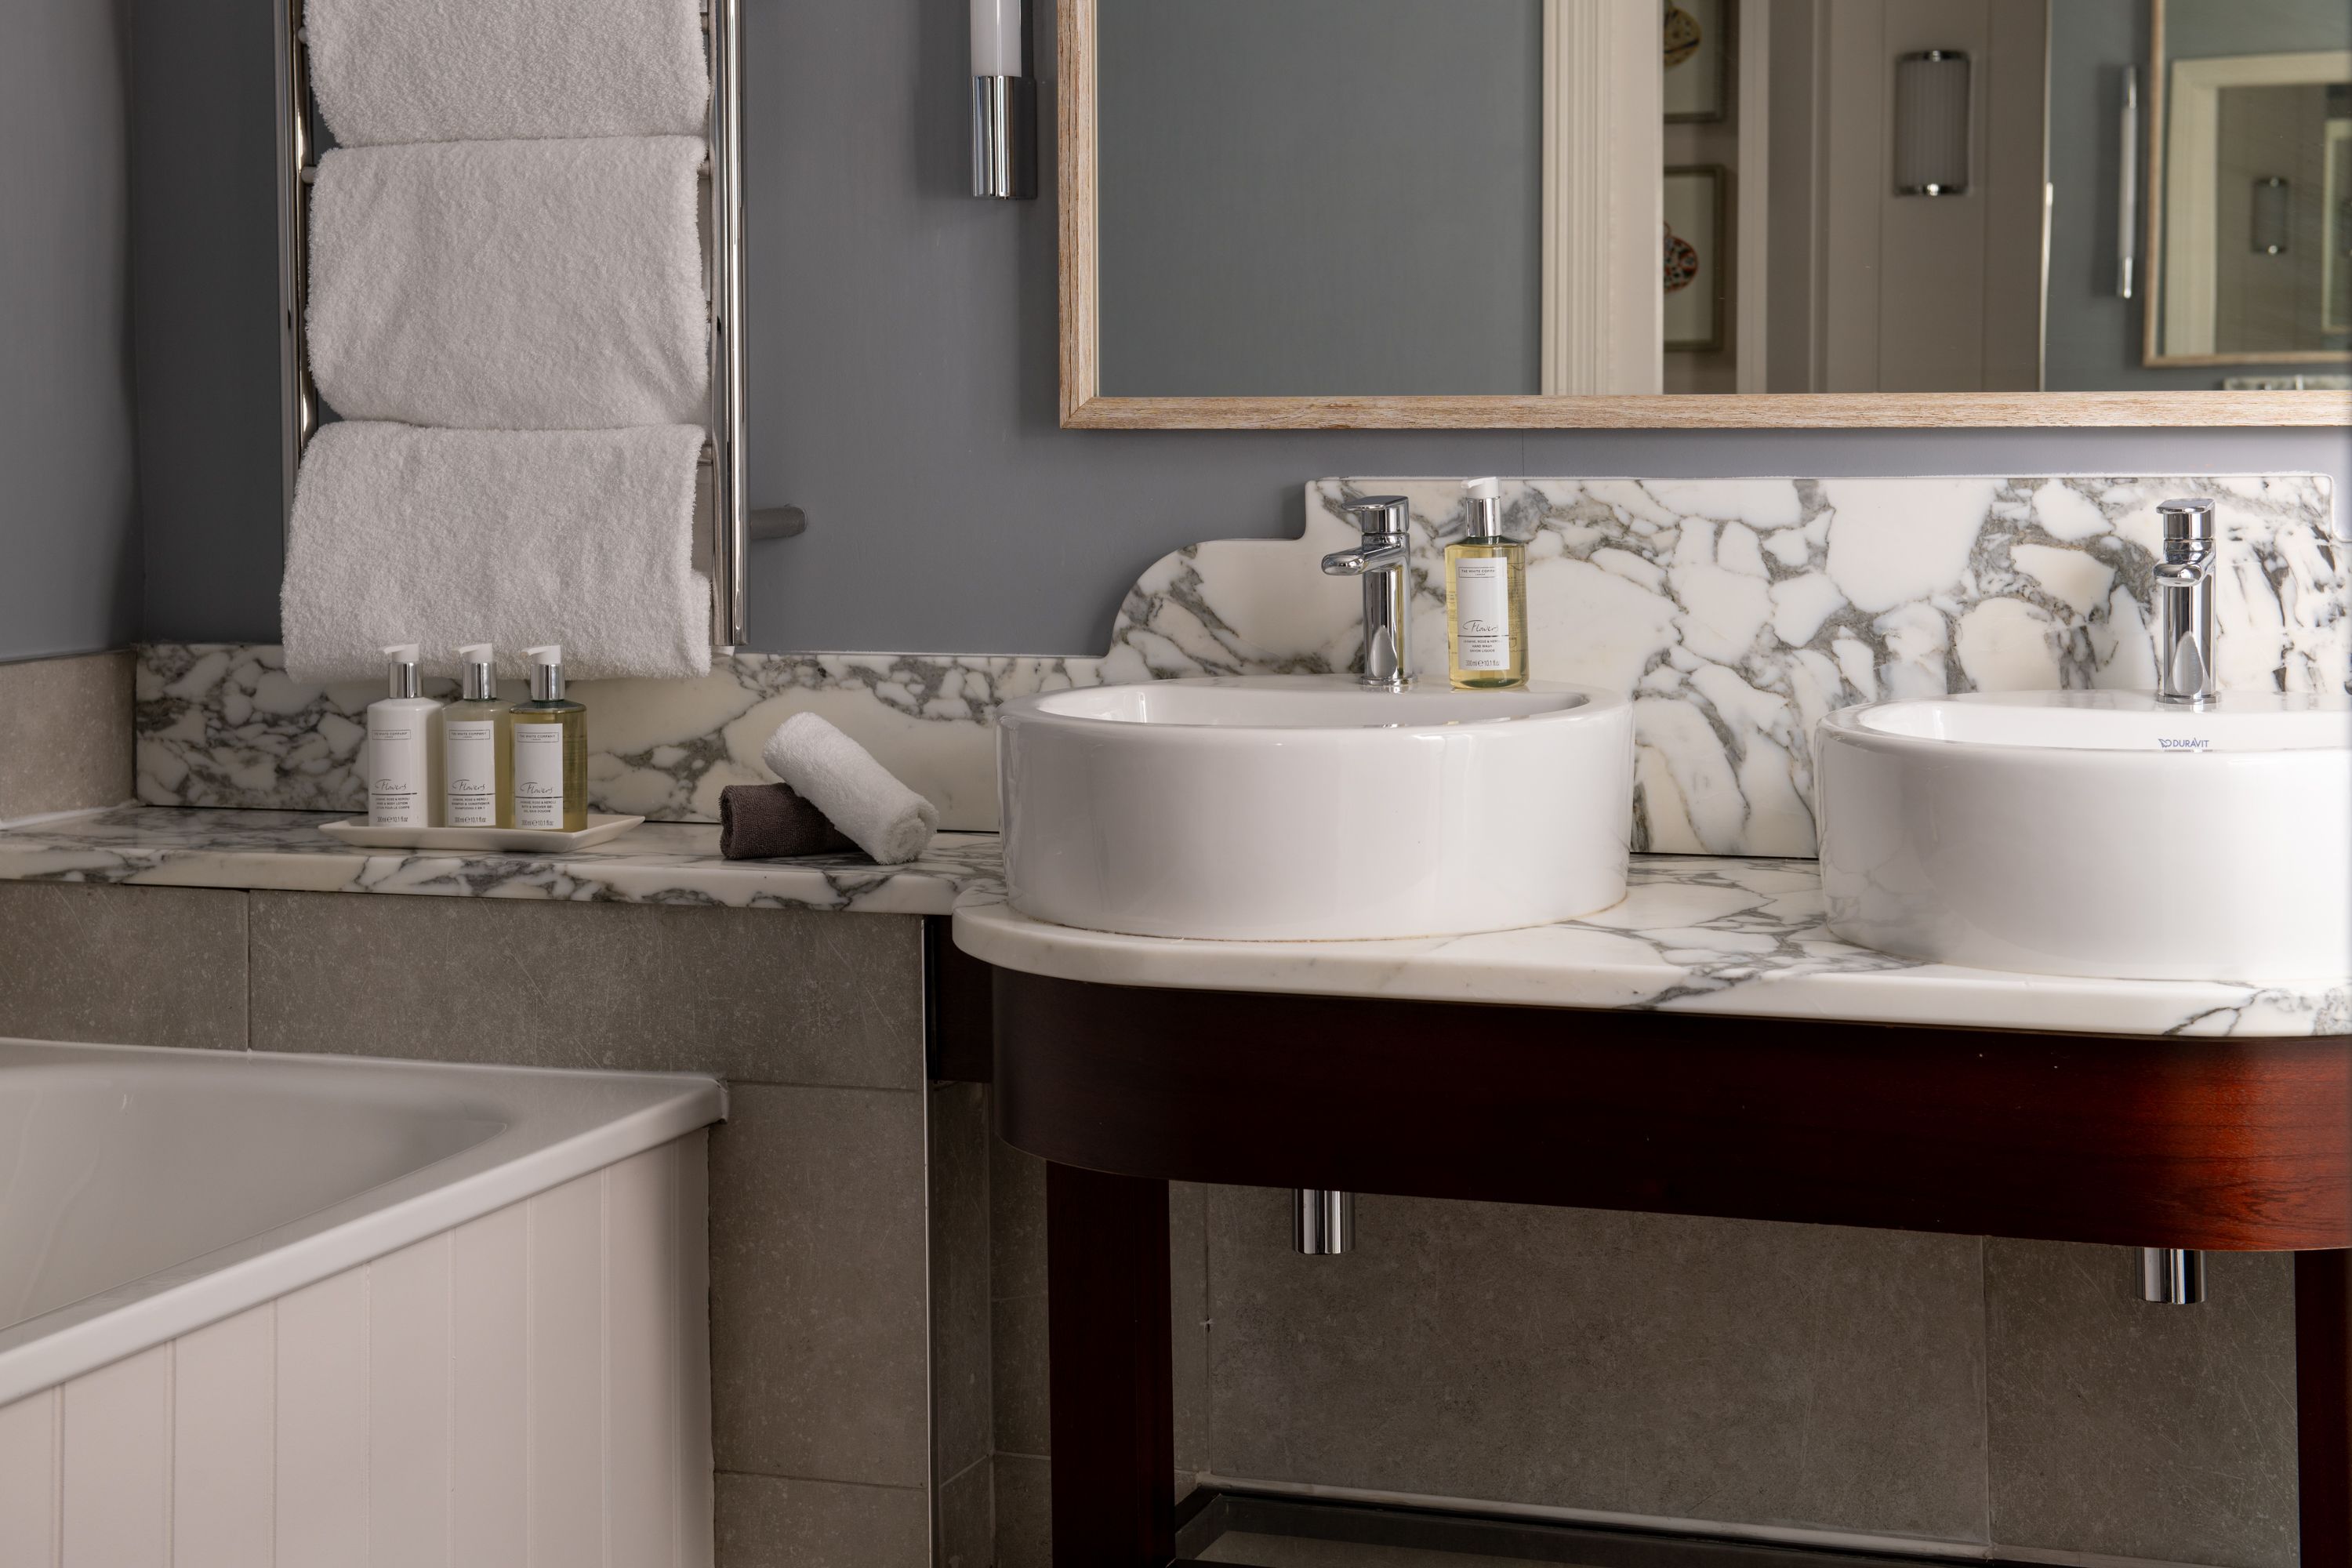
[978,964,2352,1567]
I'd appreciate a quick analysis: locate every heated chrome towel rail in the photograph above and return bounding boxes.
[273,0,793,652]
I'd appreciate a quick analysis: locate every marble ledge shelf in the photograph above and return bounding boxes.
[6,808,2339,1038]
[0,806,1002,916]
[953,862,2350,1040]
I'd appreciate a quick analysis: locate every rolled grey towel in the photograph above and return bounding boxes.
[718,783,858,861]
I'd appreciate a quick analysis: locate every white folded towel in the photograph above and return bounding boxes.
[283,421,713,683]
[305,0,708,147]
[307,138,708,430]
[762,714,941,866]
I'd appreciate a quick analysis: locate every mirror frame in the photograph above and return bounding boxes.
[1057,0,2350,429]
[2141,0,2352,370]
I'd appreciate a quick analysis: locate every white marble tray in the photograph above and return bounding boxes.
[318,814,646,852]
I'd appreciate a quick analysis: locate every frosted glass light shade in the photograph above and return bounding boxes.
[971,0,1022,77]
[1894,50,1971,196]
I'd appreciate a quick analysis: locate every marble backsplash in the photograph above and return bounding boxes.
[136,644,1091,832]
[136,474,2343,854]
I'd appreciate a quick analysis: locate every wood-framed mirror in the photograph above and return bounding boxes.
[1056,0,2352,429]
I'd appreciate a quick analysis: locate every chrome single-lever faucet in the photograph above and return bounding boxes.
[2154,496,2219,705]
[1322,495,1414,689]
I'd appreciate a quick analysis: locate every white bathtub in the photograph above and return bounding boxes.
[0,1037,724,1566]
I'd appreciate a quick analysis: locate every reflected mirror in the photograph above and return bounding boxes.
[1063,0,2352,424]
[2151,0,2352,365]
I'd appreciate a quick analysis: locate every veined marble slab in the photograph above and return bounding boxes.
[138,474,2343,856]
[0,804,1000,915]
[953,862,2350,1040]
[1105,475,2346,854]
[136,644,1100,832]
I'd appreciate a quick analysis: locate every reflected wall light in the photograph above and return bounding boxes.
[972,0,1036,199]
[1893,49,1972,196]
[2252,176,2292,255]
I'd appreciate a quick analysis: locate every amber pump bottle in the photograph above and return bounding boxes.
[510,644,587,832]
[1444,477,1528,689]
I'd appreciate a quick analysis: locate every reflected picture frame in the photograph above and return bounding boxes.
[1664,165,1728,353]
[1662,0,1731,125]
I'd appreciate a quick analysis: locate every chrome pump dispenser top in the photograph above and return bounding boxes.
[384,642,423,699]
[458,644,496,702]
[526,644,566,702]
[1464,476,1505,542]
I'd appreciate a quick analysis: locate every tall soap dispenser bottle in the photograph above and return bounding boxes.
[510,644,587,832]
[441,644,513,828]
[1445,477,1528,689]
[366,644,445,827]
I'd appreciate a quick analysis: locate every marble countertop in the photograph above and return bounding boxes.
[7,808,2339,1036]
[953,862,2350,1039]
[0,805,1001,916]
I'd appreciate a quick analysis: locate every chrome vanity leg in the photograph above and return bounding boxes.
[2141,1247,2207,1305]
[1294,1189,1354,1255]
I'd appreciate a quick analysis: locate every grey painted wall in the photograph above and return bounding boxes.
[1096,0,1544,397]
[130,0,2349,657]
[2,0,138,662]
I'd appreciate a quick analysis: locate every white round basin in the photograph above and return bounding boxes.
[1815,689,2352,983]
[996,676,1635,940]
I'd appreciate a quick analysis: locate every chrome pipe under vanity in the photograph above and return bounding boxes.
[2140,1247,2207,1305]
[1322,496,1415,690]
[1294,1190,1354,1256]
[2153,496,2219,705]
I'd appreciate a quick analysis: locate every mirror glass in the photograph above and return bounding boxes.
[1089,0,2352,400]
[2151,0,2352,365]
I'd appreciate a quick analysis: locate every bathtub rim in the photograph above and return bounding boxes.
[0,1037,725,1408]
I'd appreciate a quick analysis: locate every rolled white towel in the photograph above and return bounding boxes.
[305,0,708,147]
[761,714,940,866]
[307,137,708,430]
[282,421,712,683]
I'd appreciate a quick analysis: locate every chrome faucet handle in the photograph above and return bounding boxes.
[1323,495,1414,689]
[2154,497,2219,704]
[1338,495,1410,540]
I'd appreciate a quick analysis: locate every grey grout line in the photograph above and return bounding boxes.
[938,1452,993,1490]
[713,1469,929,1494]
[1980,1236,1998,1551]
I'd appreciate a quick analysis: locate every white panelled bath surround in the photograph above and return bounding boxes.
[0,1040,722,1563]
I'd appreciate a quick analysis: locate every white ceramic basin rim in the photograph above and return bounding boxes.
[1018,681,1589,729]
[1845,688,2349,752]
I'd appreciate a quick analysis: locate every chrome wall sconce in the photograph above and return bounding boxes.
[2117,66,2140,299]
[2252,176,2292,255]
[971,0,1036,200]
[1893,49,1972,197]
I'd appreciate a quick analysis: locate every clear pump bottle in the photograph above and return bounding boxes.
[441,644,513,829]
[510,644,587,832]
[366,643,445,827]
[1445,477,1529,689]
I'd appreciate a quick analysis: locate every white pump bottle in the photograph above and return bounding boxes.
[366,643,446,827]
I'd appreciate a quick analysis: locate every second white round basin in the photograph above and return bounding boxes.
[996,676,1635,941]
[1815,689,2352,983]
